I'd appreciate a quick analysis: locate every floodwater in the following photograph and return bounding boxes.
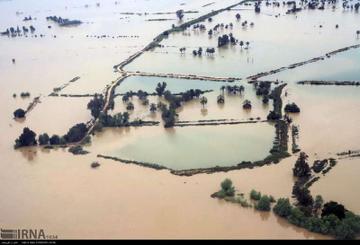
[264,44,360,216]
[1,0,359,239]
[87,123,274,170]
[111,76,270,122]
[264,48,360,82]
[126,1,360,78]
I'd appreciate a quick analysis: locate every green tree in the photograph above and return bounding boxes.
[220,178,235,197]
[38,133,50,145]
[200,96,208,109]
[13,108,26,118]
[273,198,293,218]
[293,152,311,178]
[14,127,37,148]
[250,189,261,201]
[256,195,271,211]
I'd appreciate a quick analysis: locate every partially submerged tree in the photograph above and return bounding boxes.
[176,9,184,20]
[293,152,311,178]
[14,127,37,148]
[200,96,208,109]
[155,82,167,96]
[13,108,26,118]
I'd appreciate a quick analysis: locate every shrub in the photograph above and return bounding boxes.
[68,145,89,155]
[250,189,261,201]
[287,207,307,227]
[49,135,61,145]
[38,133,50,145]
[255,195,271,211]
[220,178,235,197]
[334,222,356,240]
[13,108,26,118]
[284,103,300,113]
[273,198,293,218]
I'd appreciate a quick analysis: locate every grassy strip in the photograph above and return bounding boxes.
[97,154,168,170]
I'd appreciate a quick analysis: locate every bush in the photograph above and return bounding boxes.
[38,133,50,145]
[68,145,89,155]
[287,207,307,227]
[255,195,271,211]
[284,103,300,113]
[250,189,261,201]
[49,135,61,145]
[14,127,37,148]
[220,178,235,197]
[13,108,26,118]
[334,222,356,240]
[273,198,293,217]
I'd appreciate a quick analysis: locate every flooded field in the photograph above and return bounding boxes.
[126,1,360,78]
[1,0,360,240]
[87,123,274,170]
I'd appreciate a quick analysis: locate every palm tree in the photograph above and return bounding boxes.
[200,96,208,109]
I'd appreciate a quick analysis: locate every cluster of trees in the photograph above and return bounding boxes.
[1,25,35,37]
[193,24,206,30]
[254,81,271,104]
[158,102,177,128]
[218,33,237,47]
[20,92,31,98]
[157,88,205,127]
[273,197,360,239]
[14,128,37,148]
[15,123,89,148]
[46,16,82,26]
[221,85,245,95]
[94,111,130,130]
[284,102,300,113]
[212,178,236,198]
[87,94,105,118]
